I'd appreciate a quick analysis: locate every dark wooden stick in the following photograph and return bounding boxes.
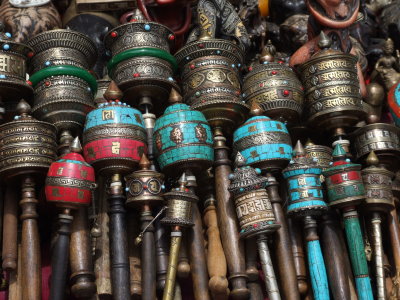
[70,207,96,298]
[108,174,130,300]
[155,219,169,293]
[2,184,18,271]
[245,238,264,300]
[287,217,308,296]
[50,209,73,300]
[213,129,249,300]
[140,207,156,300]
[388,209,400,276]
[320,212,351,299]
[266,174,300,300]
[127,210,141,298]
[187,174,211,300]
[8,243,21,300]
[20,176,41,300]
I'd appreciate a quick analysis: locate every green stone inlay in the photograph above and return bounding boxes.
[332,144,346,157]
[343,213,369,277]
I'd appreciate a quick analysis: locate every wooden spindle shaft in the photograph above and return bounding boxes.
[213,130,249,300]
[287,217,308,296]
[2,184,18,271]
[50,209,73,300]
[128,210,141,297]
[320,212,351,300]
[108,174,130,300]
[204,200,229,300]
[141,208,156,300]
[70,207,96,298]
[20,176,41,300]
[155,219,169,292]
[177,237,190,279]
[266,174,300,300]
[388,208,400,275]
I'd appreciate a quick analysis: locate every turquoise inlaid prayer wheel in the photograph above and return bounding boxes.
[233,115,292,172]
[153,103,214,176]
[283,141,327,217]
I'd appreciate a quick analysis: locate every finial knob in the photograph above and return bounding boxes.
[234,152,246,168]
[318,31,332,50]
[103,80,123,102]
[366,151,379,166]
[139,154,151,170]
[168,88,182,104]
[16,99,31,116]
[70,137,82,153]
[259,40,276,63]
[249,102,263,116]
[178,173,187,189]
[294,140,306,157]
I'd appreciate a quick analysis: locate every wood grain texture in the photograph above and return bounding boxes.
[70,207,96,298]
[2,184,18,272]
[127,210,141,298]
[20,176,41,300]
[140,210,156,300]
[214,132,249,300]
[245,238,263,300]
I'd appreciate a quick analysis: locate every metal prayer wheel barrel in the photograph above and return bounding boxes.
[0,24,33,118]
[153,103,214,176]
[0,100,57,180]
[361,152,395,213]
[283,142,327,217]
[175,36,249,134]
[297,36,365,131]
[104,10,179,115]
[46,139,96,208]
[351,123,400,172]
[82,99,147,176]
[305,143,332,171]
[233,115,292,173]
[27,29,97,134]
[323,144,365,209]
[243,42,304,125]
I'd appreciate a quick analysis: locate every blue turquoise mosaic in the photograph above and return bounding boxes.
[153,103,214,171]
[84,103,145,130]
[233,116,292,169]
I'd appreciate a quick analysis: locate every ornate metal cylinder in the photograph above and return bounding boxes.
[0,100,57,181]
[351,123,400,172]
[104,11,179,114]
[283,141,327,217]
[297,36,365,130]
[361,152,395,213]
[125,155,165,208]
[161,174,197,227]
[323,144,365,209]
[45,138,96,208]
[243,43,304,125]
[82,101,147,175]
[27,29,97,134]
[0,27,33,103]
[228,154,280,239]
[153,103,214,176]
[175,37,249,133]
[233,115,292,172]
[305,142,332,171]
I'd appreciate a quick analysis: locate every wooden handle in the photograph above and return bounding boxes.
[8,243,21,300]
[155,219,169,292]
[304,216,330,300]
[177,236,190,278]
[214,133,248,300]
[20,176,41,300]
[2,184,18,271]
[204,202,229,300]
[127,210,141,298]
[94,176,112,296]
[70,207,96,298]
[267,175,300,300]
[140,209,156,300]
[388,208,400,275]
[188,203,211,300]
[245,238,263,300]
[50,210,73,300]
[342,208,374,300]
[320,212,351,300]
[287,217,308,296]
[108,175,131,300]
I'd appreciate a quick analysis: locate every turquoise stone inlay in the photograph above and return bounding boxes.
[154,103,214,172]
[85,104,145,130]
[233,116,292,170]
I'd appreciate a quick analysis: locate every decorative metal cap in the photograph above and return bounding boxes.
[139,154,151,170]
[317,31,332,50]
[249,102,264,116]
[70,137,82,153]
[228,153,266,196]
[366,151,379,167]
[103,80,123,102]
[130,8,147,22]
[259,40,276,63]
[168,88,182,104]
[332,143,347,160]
